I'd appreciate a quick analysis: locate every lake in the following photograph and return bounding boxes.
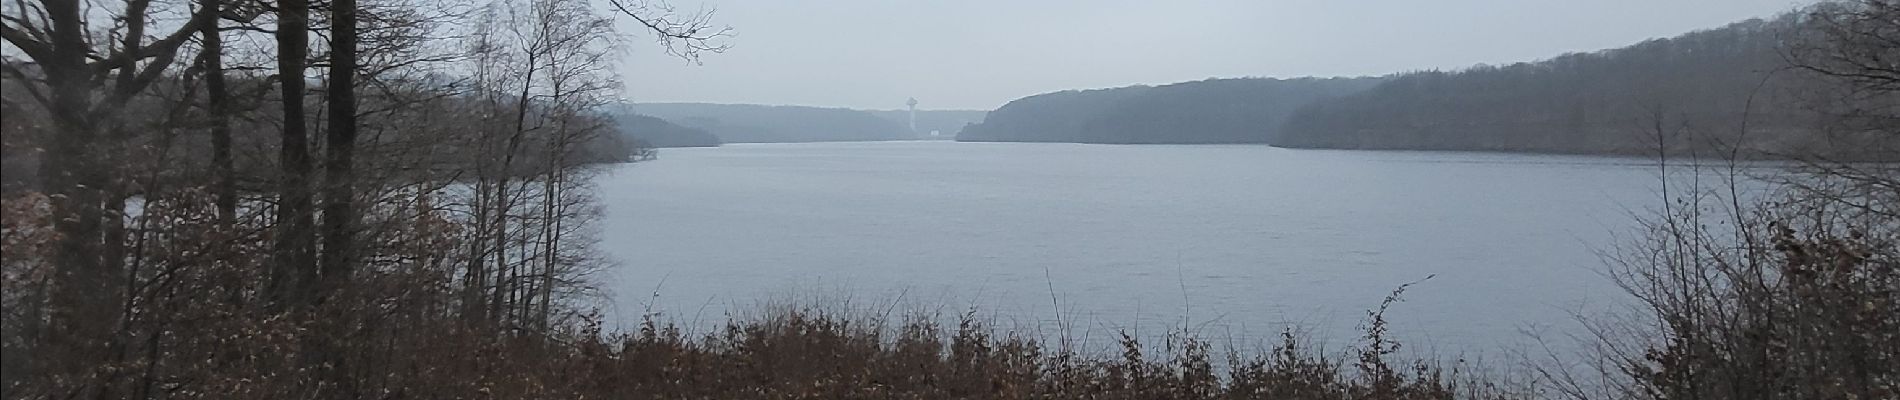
[594,141,1687,354]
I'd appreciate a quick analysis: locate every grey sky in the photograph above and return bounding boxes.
[616,0,1810,110]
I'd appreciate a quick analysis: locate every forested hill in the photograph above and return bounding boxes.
[955,77,1383,144]
[1276,13,1869,157]
[631,103,911,143]
[955,86,1152,142]
[1082,78,1386,144]
[611,113,723,148]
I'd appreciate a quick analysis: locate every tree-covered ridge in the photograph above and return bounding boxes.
[633,102,911,143]
[611,112,724,148]
[1276,12,1888,158]
[1083,77,1385,144]
[956,77,1382,144]
[955,85,1154,143]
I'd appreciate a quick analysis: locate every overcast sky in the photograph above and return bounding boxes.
[614,0,1809,110]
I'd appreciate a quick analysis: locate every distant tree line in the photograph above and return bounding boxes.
[632,102,912,143]
[956,85,1155,142]
[609,110,724,148]
[1275,10,1890,158]
[962,7,1892,159]
[1083,78,1386,144]
[956,77,1383,144]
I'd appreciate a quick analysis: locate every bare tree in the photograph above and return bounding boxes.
[199,0,237,225]
[320,0,362,299]
[269,0,319,311]
[1784,0,1900,213]
[0,0,217,378]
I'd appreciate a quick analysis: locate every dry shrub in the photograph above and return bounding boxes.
[1612,185,1895,400]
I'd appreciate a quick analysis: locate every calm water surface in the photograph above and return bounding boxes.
[595,141,1683,352]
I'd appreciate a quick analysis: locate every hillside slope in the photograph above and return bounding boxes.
[633,103,909,143]
[612,113,722,148]
[1276,13,1866,156]
[956,77,1380,144]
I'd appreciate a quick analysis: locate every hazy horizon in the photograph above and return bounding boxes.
[617,0,1811,110]
[628,101,989,112]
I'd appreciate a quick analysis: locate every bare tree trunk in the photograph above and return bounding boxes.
[489,59,537,325]
[534,75,571,330]
[489,203,509,324]
[536,166,561,330]
[270,0,318,311]
[39,77,111,377]
[33,0,117,379]
[464,180,491,323]
[200,0,235,225]
[459,12,501,325]
[319,0,360,300]
[312,0,360,392]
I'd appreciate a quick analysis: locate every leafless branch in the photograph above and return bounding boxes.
[603,0,730,63]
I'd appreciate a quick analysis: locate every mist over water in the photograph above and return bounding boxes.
[596,142,1697,352]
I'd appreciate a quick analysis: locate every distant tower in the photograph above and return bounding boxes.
[906,97,919,134]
